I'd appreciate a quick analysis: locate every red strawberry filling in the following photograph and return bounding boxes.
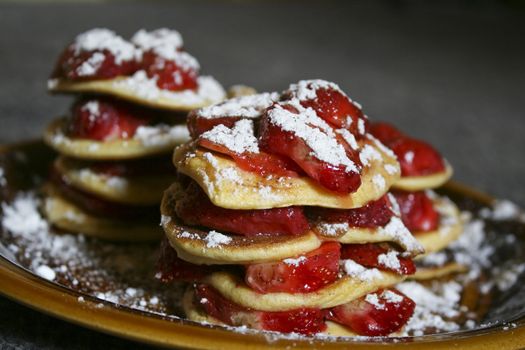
[51,47,138,81]
[50,167,156,220]
[141,51,199,92]
[259,104,362,193]
[310,194,394,229]
[341,243,415,275]
[245,242,341,294]
[188,113,242,139]
[369,122,445,177]
[175,181,309,236]
[68,98,152,141]
[392,191,439,232]
[328,288,415,336]
[198,138,303,178]
[155,238,217,283]
[298,86,368,136]
[195,284,327,335]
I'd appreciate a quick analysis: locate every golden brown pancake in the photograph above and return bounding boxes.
[314,216,424,257]
[173,138,401,210]
[393,162,453,191]
[55,156,175,206]
[410,262,468,281]
[203,271,405,311]
[48,75,225,111]
[323,321,359,337]
[415,196,463,257]
[42,184,162,241]
[161,182,322,264]
[44,118,190,160]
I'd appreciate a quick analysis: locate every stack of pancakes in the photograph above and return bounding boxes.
[159,80,439,336]
[42,28,225,241]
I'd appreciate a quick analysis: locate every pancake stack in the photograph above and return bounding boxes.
[42,28,225,241]
[368,123,464,280]
[158,80,433,336]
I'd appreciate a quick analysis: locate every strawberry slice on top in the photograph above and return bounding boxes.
[329,288,415,336]
[259,102,362,193]
[68,98,152,141]
[51,28,139,81]
[392,190,439,232]
[287,80,368,136]
[245,242,341,294]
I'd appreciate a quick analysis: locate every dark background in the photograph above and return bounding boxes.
[0,1,524,348]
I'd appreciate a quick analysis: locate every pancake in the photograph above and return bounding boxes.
[393,162,453,191]
[204,271,404,311]
[409,262,468,281]
[173,138,401,210]
[415,195,463,257]
[48,74,225,112]
[315,216,424,257]
[161,182,322,264]
[226,85,257,98]
[55,156,175,206]
[44,118,190,160]
[323,321,358,337]
[42,184,162,241]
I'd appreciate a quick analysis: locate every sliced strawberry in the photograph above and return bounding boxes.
[155,238,214,283]
[188,111,242,139]
[141,51,198,91]
[369,122,445,176]
[329,288,415,336]
[198,138,302,178]
[369,122,404,145]
[68,98,152,141]
[300,86,367,135]
[51,46,138,81]
[245,242,340,293]
[311,195,394,228]
[390,138,446,176]
[341,243,415,275]
[195,284,327,335]
[393,191,439,232]
[176,181,309,236]
[259,105,362,193]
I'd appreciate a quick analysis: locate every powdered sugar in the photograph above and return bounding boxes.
[2,193,48,236]
[377,251,401,272]
[200,119,259,154]
[286,79,344,101]
[372,174,385,191]
[197,92,280,119]
[283,256,307,267]
[35,265,56,281]
[134,124,190,146]
[342,259,383,282]
[72,28,137,64]
[131,28,183,53]
[76,52,106,77]
[316,222,350,236]
[205,230,232,248]
[359,144,382,167]
[379,217,423,255]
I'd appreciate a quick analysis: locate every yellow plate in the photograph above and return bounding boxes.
[1,140,525,350]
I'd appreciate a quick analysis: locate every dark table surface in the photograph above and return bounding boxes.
[1,1,524,349]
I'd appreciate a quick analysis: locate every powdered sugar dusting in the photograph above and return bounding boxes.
[201,119,259,154]
[205,230,232,248]
[342,259,383,282]
[134,124,190,146]
[72,28,137,64]
[197,92,280,119]
[283,256,307,267]
[379,217,423,255]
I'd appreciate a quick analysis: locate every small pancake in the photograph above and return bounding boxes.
[204,271,404,312]
[48,75,226,112]
[173,138,401,210]
[161,183,322,265]
[55,156,175,206]
[42,184,162,241]
[44,118,190,160]
[315,216,424,257]
[393,162,453,191]
[415,196,463,257]
[410,262,468,280]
